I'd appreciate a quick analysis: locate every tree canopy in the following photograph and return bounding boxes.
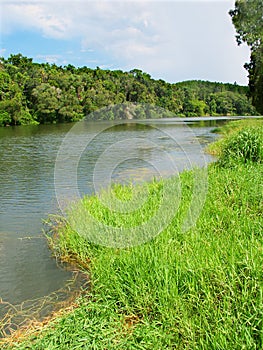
[229,0,263,114]
[0,54,258,126]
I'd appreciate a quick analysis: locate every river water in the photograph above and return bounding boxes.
[0,117,237,325]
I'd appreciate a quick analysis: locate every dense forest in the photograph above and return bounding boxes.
[0,54,258,126]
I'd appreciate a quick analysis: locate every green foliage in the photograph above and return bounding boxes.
[229,0,263,114]
[183,98,207,116]
[229,0,262,50]
[246,46,263,114]
[0,54,258,126]
[19,110,39,126]
[0,111,11,126]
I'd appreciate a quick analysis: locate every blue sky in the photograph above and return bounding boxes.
[0,0,251,85]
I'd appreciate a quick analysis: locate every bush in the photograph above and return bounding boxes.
[19,110,39,125]
[218,126,263,166]
[0,111,12,126]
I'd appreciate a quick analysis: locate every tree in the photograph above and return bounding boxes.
[5,53,33,69]
[229,0,263,114]
[32,83,61,123]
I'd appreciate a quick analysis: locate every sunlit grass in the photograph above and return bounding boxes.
[208,118,263,157]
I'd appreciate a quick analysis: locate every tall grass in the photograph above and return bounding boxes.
[3,120,263,349]
[207,118,263,157]
[218,126,263,166]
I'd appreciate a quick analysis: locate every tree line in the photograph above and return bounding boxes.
[0,54,258,126]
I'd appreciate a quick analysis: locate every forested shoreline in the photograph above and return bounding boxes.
[0,54,258,127]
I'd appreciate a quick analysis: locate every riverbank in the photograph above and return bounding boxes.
[2,119,263,349]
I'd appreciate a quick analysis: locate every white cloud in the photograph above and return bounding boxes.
[36,54,61,63]
[0,0,250,84]
[1,3,72,38]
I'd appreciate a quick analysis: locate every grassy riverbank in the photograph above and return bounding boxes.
[2,119,263,349]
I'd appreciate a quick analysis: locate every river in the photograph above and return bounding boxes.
[0,117,239,328]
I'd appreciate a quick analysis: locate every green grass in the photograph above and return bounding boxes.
[207,118,263,158]
[3,120,263,349]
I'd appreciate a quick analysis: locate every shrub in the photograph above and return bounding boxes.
[0,111,12,126]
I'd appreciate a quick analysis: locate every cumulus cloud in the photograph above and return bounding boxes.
[1,2,73,38]
[0,0,250,84]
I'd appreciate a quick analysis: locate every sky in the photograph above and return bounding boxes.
[0,0,251,85]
